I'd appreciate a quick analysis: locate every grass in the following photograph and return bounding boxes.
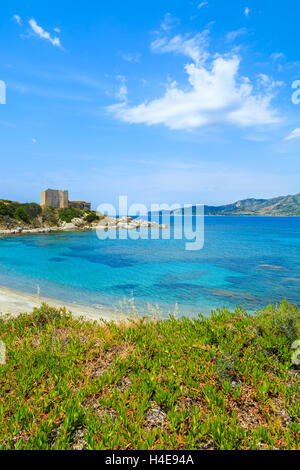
[0,301,299,450]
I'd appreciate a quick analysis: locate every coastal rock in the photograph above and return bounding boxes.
[118,216,133,224]
[94,219,107,227]
[0,217,167,236]
[71,217,85,227]
[0,227,23,234]
[95,217,118,228]
[138,220,152,227]
[118,223,132,229]
[0,229,14,235]
[61,222,76,231]
[22,228,40,234]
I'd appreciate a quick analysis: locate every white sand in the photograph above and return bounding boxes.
[0,285,126,323]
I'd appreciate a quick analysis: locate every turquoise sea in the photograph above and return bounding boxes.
[0,217,299,317]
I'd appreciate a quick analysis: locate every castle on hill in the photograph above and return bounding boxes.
[41,189,91,211]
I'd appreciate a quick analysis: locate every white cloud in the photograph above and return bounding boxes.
[32,138,37,143]
[115,75,128,101]
[226,28,248,42]
[109,38,281,131]
[197,2,208,9]
[285,128,300,141]
[13,14,22,25]
[161,13,180,31]
[29,19,62,48]
[271,52,285,61]
[54,27,61,33]
[151,31,209,65]
[121,52,141,63]
[258,73,270,85]
[257,73,283,89]
[244,7,250,16]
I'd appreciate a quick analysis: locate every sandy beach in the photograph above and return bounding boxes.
[0,285,125,323]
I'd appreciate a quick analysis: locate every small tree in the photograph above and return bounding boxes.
[85,211,100,224]
[59,207,82,223]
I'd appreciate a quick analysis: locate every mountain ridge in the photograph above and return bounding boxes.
[168,193,300,217]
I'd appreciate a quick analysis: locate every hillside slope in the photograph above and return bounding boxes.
[0,199,101,230]
[171,194,300,217]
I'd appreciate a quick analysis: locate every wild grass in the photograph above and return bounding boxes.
[0,301,299,450]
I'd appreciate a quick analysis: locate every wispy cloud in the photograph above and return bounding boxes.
[285,128,300,141]
[161,13,180,32]
[244,7,250,17]
[151,31,209,65]
[13,14,22,25]
[109,33,281,131]
[257,73,283,89]
[271,52,285,61]
[29,18,62,48]
[226,28,248,42]
[121,52,141,63]
[115,75,128,101]
[197,2,208,9]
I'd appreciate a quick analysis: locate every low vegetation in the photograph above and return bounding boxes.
[0,199,101,229]
[58,207,83,223]
[0,201,42,225]
[0,301,299,450]
[85,211,103,224]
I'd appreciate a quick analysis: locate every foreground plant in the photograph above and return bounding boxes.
[0,301,299,450]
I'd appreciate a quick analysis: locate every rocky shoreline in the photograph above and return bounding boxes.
[0,216,167,236]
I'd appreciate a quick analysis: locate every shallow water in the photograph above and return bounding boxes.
[0,217,299,317]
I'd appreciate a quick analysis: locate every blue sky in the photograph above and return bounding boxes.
[0,0,300,208]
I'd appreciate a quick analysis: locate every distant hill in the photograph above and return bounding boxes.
[168,194,300,217]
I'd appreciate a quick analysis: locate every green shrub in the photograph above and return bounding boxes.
[42,207,59,226]
[13,203,42,223]
[85,211,99,224]
[14,206,30,223]
[0,202,19,218]
[215,354,236,383]
[0,301,299,450]
[271,303,300,343]
[59,207,82,223]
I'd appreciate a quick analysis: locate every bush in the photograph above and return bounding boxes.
[0,202,19,218]
[42,207,59,226]
[59,207,82,223]
[13,203,42,223]
[271,302,300,343]
[215,354,236,383]
[14,206,30,223]
[85,211,99,224]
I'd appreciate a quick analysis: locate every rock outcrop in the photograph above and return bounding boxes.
[0,216,167,236]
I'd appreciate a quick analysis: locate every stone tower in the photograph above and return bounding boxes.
[41,189,69,209]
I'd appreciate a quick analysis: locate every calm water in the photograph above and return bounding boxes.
[0,217,299,317]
